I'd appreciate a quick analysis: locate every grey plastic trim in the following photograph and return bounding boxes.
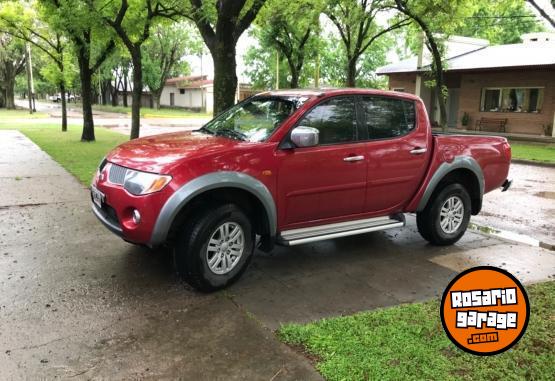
[416,156,484,211]
[150,171,277,246]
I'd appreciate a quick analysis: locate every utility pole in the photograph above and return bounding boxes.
[200,51,205,112]
[275,50,279,90]
[24,43,33,114]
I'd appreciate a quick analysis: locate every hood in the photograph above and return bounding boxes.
[107,131,241,173]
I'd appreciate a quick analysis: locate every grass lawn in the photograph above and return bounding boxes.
[0,108,48,119]
[87,104,211,119]
[279,281,554,381]
[510,143,555,164]
[0,124,127,185]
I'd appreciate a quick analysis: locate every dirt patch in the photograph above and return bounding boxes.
[535,191,555,199]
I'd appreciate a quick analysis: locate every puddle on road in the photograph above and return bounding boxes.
[535,191,555,199]
[469,222,541,248]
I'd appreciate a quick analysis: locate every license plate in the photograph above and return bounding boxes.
[91,185,105,208]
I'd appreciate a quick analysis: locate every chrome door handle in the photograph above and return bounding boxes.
[343,155,365,162]
[410,147,427,155]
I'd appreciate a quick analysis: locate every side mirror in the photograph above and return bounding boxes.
[290,126,319,148]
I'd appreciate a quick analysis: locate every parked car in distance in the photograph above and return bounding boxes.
[49,93,76,102]
[91,89,512,291]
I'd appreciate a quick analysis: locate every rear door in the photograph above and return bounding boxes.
[277,96,367,226]
[360,96,430,214]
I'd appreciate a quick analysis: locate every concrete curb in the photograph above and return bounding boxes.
[511,159,555,168]
[469,222,555,252]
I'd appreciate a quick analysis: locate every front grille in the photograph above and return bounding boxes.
[108,164,128,185]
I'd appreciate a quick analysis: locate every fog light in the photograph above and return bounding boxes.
[132,209,141,224]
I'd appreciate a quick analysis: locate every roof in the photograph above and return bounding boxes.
[180,79,213,89]
[377,40,555,75]
[165,75,209,86]
[255,88,422,101]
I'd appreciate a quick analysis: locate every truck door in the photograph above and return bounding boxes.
[360,96,430,214]
[277,96,367,227]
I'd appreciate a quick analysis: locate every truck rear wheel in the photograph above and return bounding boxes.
[416,183,471,246]
[174,203,255,292]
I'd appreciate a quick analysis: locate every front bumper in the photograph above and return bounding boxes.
[90,175,174,245]
[91,201,123,237]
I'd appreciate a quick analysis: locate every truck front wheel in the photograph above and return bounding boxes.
[416,183,471,246]
[174,203,255,292]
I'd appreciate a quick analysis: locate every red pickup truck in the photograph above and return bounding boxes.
[91,89,512,291]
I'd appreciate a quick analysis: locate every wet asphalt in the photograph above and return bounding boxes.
[1,130,554,379]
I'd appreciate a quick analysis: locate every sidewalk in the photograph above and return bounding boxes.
[2,130,554,379]
[0,130,319,380]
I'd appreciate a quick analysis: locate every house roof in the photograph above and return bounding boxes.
[165,75,208,86]
[180,79,214,89]
[377,40,555,75]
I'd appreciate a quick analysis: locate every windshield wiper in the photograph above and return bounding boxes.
[193,126,214,135]
[214,128,247,141]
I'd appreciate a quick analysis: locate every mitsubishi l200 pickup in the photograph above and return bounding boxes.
[91,89,512,291]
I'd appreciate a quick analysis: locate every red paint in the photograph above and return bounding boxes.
[93,88,511,245]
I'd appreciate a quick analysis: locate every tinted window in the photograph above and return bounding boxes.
[362,97,416,139]
[298,97,357,145]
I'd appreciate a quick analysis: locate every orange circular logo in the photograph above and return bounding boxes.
[440,266,529,356]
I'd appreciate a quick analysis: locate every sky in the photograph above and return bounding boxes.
[184,1,555,83]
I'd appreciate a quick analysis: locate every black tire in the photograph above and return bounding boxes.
[173,203,255,292]
[416,183,471,246]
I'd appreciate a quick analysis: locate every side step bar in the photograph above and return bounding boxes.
[278,215,405,246]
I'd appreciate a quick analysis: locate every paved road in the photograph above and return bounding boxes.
[14,99,210,136]
[2,132,554,379]
[473,163,555,246]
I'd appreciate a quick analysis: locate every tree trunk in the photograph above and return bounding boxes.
[286,57,300,89]
[123,74,128,107]
[4,77,15,109]
[152,90,161,110]
[60,82,67,132]
[111,81,118,106]
[212,46,237,115]
[346,58,357,87]
[77,50,95,141]
[428,40,447,131]
[130,50,142,139]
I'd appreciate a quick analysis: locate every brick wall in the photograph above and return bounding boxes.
[458,68,554,135]
[385,68,555,135]
[387,73,416,94]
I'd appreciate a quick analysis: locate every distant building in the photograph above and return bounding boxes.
[160,75,214,113]
[377,33,555,136]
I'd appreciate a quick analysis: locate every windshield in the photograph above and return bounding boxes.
[200,96,306,142]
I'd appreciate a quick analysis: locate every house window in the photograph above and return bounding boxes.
[480,87,544,113]
[179,89,185,95]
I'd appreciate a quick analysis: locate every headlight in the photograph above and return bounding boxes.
[123,169,172,195]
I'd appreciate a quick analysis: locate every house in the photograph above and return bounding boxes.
[117,90,153,108]
[377,33,555,136]
[160,75,214,113]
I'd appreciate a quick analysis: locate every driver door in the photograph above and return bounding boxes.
[276,96,367,228]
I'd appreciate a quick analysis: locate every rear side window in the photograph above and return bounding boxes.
[297,97,357,145]
[361,97,416,139]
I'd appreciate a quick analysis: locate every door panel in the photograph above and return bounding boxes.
[361,96,430,214]
[278,143,367,225]
[276,96,367,226]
